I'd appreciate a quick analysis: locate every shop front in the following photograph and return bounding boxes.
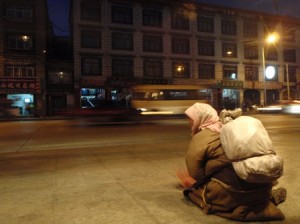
[0,77,41,117]
[219,80,243,110]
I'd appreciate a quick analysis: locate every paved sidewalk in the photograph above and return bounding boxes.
[0,117,298,224]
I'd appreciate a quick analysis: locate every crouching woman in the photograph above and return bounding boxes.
[180,103,285,222]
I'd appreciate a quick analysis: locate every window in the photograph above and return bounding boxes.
[171,10,189,30]
[198,40,214,56]
[143,59,163,77]
[282,26,295,43]
[265,47,278,60]
[243,22,257,37]
[112,32,133,50]
[81,57,102,76]
[112,58,134,77]
[81,30,101,48]
[143,35,163,52]
[143,8,162,27]
[223,65,237,80]
[244,45,258,59]
[222,42,237,58]
[284,49,296,62]
[172,38,190,54]
[198,63,215,79]
[284,67,296,82]
[81,0,101,21]
[5,5,33,20]
[245,65,258,81]
[172,62,190,78]
[221,19,237,36]
[7,34,33,50]
[197,16,214,33]
[111,5,133,24]
[48,71,72,84]
[4,66,35,77]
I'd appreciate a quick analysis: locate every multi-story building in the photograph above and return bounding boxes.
[71,0,300,110]
[0,0,48,116]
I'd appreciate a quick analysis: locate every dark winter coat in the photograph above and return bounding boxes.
[184,129,285,221]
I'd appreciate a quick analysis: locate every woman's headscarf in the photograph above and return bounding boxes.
[185,103,222,135]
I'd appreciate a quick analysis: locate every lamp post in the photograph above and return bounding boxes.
[262,32,279,106]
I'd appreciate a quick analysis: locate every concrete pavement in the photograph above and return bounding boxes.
[0,116,299,224]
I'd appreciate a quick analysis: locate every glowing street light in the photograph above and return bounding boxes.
[262,32,279,106]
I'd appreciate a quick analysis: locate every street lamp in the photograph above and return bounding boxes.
[262,32,279,106]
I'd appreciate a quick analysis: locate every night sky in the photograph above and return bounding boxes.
[47,0,300,36]
[47,0,70,36]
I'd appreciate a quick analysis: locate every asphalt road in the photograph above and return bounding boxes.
[1,113,300,153]
[0,113,299,223]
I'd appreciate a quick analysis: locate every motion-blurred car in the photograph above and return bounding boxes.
[282,100,300,115]
[54,100,141,122]
[256,104,283,113]
[257,100,300,115]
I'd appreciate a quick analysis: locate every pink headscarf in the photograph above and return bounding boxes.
[185,103,222,135]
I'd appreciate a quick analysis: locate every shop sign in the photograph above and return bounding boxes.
[0,77,40,94]
[141,78,170,85]
[221,80,243,89]
[107,77,170,86]
[107,77,140,87]
[79,78,105,87]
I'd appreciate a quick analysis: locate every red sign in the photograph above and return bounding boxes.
[0,78,41,94]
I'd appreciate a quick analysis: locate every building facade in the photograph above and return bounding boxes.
[70,0,300,110]
[0,0,48,116]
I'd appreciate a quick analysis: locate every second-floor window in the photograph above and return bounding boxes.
[81,57,102,76]
[284,66,296,82]
[198,63,215,79]
[111,5,133,24]
[112,32,133,50]
[265,47,278,61]
[223,65,237,80]
[81,30,101,48]
[172,38,190,54]
[143,35,163,52]
[245,65,258,81]
[172,61,190,78]
[143,59,163,77]
[112,58,134,77]
[81,0,101,21]
[143,8,162,27]
[5,5,33,20]
[4,65,35,77]
[222,19,237,36]
[198,40,214,56]
[7,34,33,50]
[48,71,72,85]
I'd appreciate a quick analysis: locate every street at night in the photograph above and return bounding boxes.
[0,114,299,223]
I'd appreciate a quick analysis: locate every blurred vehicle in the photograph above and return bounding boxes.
[257,100,300,114]
[131,85,212,115]
[54,100,140,121]
[257,104,283,113]
[282,100,300,115]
